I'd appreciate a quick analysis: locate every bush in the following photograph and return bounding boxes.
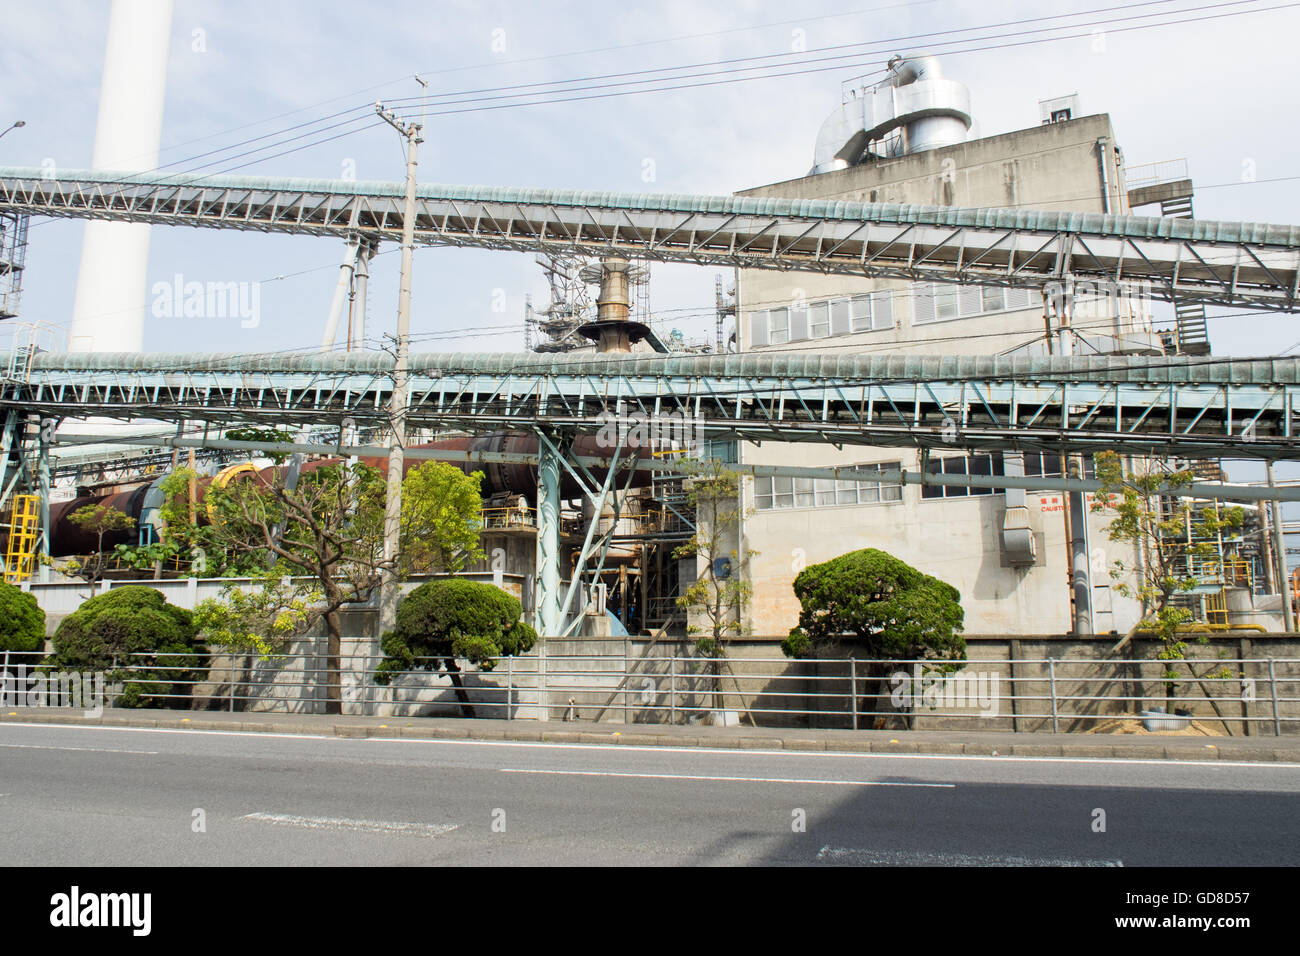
[0,580,45,653]
[782,548,965,662]
[375,578,537,685]
[45,585,207,708]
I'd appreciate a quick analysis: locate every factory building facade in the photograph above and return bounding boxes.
[731,68,1155,637]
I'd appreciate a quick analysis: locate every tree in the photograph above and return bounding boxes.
[192,572,321,712]
[194,573,321,660]
[1092,450,1243,709]
[44,585,205,708]
[53,504,136,590]
[782,548,965,725]
[164,457,487,715]
[398,462,485,574]
[671,459,757,720]
[373,578,537,717]
[179,461,387,714]
[157,467,265,577]
[0,579,45,652]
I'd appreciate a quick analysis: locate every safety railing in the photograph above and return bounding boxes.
[1123,158,1190,189]
[1,647,1296,735]
[480,506,536,530]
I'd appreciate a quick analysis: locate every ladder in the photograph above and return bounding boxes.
[3,493,39,583]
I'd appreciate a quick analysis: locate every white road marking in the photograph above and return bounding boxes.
[241,812,457,836]
[816,845,1123,867]
[3,721,1298,770]
[0,743,157,755]
[501,768,955,787]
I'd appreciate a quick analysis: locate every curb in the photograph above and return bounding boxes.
[2,709,1296,763]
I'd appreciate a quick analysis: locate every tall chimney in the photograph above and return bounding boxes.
[69,0,174,353]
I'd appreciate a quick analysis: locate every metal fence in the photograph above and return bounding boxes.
[2,647,1296,735]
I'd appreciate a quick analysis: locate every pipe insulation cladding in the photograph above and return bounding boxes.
[812,54,972,174]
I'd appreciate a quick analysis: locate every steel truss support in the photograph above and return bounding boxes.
[2,167,1298,310]
[8,351,1300,461]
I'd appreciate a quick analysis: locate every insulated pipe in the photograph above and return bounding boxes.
[1068,456,1093,636]
[535,440,562,635]
[321,237,360,351]
[351,240,373,349]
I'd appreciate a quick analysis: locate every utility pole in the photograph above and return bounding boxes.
[376,89,423,633]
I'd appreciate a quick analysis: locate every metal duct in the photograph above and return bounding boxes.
[812,54,972,174]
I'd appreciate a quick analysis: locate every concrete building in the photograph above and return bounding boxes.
[732,61,1162,638]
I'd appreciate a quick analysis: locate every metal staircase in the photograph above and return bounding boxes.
[1160,195,1211,355]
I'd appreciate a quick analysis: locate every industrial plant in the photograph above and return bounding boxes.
[1,0,1298,726]
[5,0,1300,882]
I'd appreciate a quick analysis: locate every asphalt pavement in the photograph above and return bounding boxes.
[1,719,1297,865]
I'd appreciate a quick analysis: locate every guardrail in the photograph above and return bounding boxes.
[1,647,1295,735]
[1124,158,1190,189]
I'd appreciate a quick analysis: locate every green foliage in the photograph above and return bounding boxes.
[374,578,537,683]
[44,585,206,708]
[399,462,486,574]
[194,573,322,659]
[0,580,45,652]
[1092,450,1245,698]
[110,540,181,572]
[68,503,136,537]
[782,548,965,663]
[225,427,296,464]
[55,504,137,587]
[672,459,756,656]
[156,468,262,576]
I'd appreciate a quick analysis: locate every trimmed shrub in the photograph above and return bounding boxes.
[0,580,45,653]
[46,585,206,708]
[375,578,537,684]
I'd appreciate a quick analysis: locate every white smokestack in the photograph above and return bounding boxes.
[69,0,173,353]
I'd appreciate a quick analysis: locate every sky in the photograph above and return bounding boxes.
[2,0,1298,362]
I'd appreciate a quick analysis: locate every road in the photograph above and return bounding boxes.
[1,722,1297,865]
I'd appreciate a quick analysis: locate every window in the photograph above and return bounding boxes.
[1023,452,1064,478]
[810,301,830,338]
[754,462,902,511]
[914,282,1038,325]
[831,297,851,335]
[981,285,1005,313]
[769,307,789,345]
[851,294,873,332]
[753,293,895,344]
[934,285,959,322]
[789,302,809,341]
[795,476,815,507]
[871,289,894,329]
[922,453,1005,499]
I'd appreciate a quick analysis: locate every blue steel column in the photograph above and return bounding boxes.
[535,438,563,635]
